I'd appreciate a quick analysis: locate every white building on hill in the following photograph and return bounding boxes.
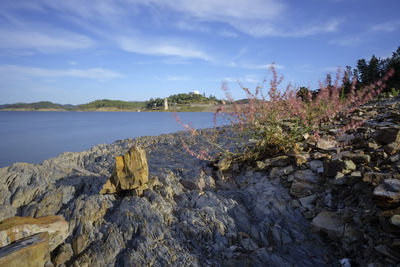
[189,91,200,95]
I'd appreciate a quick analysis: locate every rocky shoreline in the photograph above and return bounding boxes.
[1,97,400,266]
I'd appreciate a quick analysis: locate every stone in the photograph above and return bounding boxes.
[373,179,400,207]
[343,153,371,164]
[216,155,232,172]
[294,153,310,166]
[363,172,391,186]
[100,146,149,196]
[0,215,68,251]
[308,160,323,173]
[390,215,400,227]
[343,160,356,173]
[311,211,344,239]
[256,155,291,170]
[375,127,400,145]
[316,139,337,151]
[290,170,320,198]
[52,243,73,266]
[299,195,317,209]
[324,160,345,177]
[0,232,50,267]
[269,165,295,177]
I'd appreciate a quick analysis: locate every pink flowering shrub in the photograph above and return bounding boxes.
[177,66,394,160]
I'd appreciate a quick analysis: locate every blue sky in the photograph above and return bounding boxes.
[0,0,399,104]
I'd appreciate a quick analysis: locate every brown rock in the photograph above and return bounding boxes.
[0,232,50,267]
[100,146,149,196]
[0,215,68,251]
[52,243,73,266]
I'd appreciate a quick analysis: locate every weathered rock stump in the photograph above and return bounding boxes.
[100,146,149,196]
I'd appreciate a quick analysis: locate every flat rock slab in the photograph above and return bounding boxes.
[0,232,50,267]
[0,215,68,251]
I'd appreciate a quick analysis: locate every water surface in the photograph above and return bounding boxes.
[0,111,222,167]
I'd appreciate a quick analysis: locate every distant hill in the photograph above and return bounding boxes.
[78,99,145,110]
[0,101,77,110]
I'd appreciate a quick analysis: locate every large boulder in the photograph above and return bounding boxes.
[0,232,51,267]
[100,146,149,196]
[0,215,68,251]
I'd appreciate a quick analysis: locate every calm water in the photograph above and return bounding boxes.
[0,111,222,167]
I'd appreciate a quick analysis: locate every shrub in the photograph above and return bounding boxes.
[176,66,394,161]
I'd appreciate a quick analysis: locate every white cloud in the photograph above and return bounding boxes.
[0,65,123,80]
[117,36,213,61]
[0,29,93,52]
[371,20,400,33]
[242,63,285,70]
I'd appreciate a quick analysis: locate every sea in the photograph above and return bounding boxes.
[0,111,224,168]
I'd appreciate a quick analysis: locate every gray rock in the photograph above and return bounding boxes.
[373,179,400,207]
[311,211,344,239]
[375,127,400,145]
[290,170,320,198]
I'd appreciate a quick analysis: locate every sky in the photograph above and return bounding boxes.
[0,0,399,105]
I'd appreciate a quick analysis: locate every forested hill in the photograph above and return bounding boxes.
[0,101,76,110]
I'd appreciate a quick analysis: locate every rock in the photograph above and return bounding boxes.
[269,165,295,177]
[290,170,320,197]
[216,155,232,172]
[311,211,344,239]
[294,153,310,166]
[256,155,291,170]
[0,215,68,251]
[343,153,371,164]
[308,160,324,173]
[375,127,400,145]
[52,243,73,266]
[363,172,391,185]
[100,146,149,196]
[324,160,345,177]
[316,139,337,151]
[373,179,400,207]
[390,215,400,227]
[298,195,317,209]
[0,232,50,267]
[343,160,356,173]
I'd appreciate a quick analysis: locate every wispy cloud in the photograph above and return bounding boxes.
[371,20,400,32]
[117,36,213,61]
[223,74,259,84]
[0,65,123,80]
[0,28,93,53]
[329,36,361,47]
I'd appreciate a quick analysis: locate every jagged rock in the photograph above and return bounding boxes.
[0,215,68,251]
[0,232,51,267]
[100,146,149,196]
[373,179,400,207]
[290,170,320,197]
[52,243,73,266]
[311,211,344,239]
[375,127,400,145]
